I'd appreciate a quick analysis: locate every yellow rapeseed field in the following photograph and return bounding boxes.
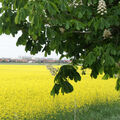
[0,65,119,119]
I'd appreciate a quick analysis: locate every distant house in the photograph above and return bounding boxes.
[0,59,2,62]
[28,61,33,63]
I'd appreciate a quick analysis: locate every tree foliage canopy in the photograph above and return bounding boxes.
[0,0,120,96]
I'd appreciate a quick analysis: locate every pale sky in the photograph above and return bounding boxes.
[0,33,60,59]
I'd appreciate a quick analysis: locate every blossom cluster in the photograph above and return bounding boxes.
[46,65,59,76]
[97,0,107,15]
[103,29,112,39]
[69,0,83,8]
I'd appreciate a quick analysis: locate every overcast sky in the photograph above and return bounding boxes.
[0,33,60,59]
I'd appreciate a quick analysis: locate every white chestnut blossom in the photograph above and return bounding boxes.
[79,0,83,6]
[97,0,107,15]
[59,27,65,33]
[46,65,59,76]
[69,0,83,8]
[103,29,112,39]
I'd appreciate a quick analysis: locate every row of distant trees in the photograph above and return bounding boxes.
[0,58,71,64]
